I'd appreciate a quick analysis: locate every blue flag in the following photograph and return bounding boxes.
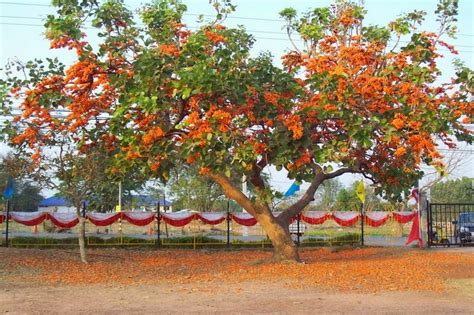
[3,177,14,200]
[284,182,300,198]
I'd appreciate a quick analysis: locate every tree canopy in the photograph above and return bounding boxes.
[430,177,474,203]
[1,0,472,261]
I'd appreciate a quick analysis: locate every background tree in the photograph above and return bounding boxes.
[168,167,225,212]
[2,0,472,262]
[335,182,383,211]
[1,155,43,212]
[430,177,474,203]
[0,52,143,262]
[311,178,343,210]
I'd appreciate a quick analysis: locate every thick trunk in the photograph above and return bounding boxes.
[76,207,87,263]
[209,173,300,262]
[254,210,300,262]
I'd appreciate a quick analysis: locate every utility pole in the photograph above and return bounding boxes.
[118,181,122,211]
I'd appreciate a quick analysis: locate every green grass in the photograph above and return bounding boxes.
[5,234,362,249]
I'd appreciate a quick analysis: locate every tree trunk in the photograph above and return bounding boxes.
[254,210,300,262]
[209,173,300,262]
[76,207,87,263]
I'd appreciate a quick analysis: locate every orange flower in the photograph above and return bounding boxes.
[205,30,225,44]
[142,127,165,145]
[324,104,338,111]
[392,118,404,130]
[295,151,311,167]
[284,115,303,140]
[253,142,266,154]
[150,161,160,172]
[199,167,211,175]
[263,92,280,106]
[394,147,406,157]
[159,44,180,56]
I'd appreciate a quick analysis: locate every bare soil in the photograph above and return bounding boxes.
[0,247,472,314]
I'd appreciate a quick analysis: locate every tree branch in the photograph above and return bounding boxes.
[278,167,355,224]
[208,172,258,217]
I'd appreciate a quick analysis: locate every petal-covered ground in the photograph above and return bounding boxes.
[1,247,473,293]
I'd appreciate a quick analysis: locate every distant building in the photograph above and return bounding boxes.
[38,196,76,213]
[38,195,173,213]
[128,195,172,212]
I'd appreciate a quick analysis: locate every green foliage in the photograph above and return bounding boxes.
[312,178,343,210]
[430,177,474,203]
[168,167,225,212]
[335,182,383,211]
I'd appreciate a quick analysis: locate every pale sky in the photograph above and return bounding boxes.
[1,0,473,196]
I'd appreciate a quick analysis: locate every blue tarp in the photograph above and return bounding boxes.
[38,196,71,207]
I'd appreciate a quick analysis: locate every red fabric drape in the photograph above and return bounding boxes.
[161,212,196,227]
[393,211,416,224]
[231,213,258,226]
[0,213,4,224]
[365,212,390,227]
[10,212,47,226]
[87,213,121,226]
[197,213,226,225]
[301,211,329,225]
[122,212,156,226]
[48,213,79,228]
[332,211,360,227]
[406,212,422,248]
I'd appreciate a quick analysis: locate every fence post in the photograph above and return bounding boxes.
[360,203,365,247]
[81,201,87,248]
[226,199,230,248]
[426,200,431,248]
[296,213,301,247]
[156,202,161,248]
[5,200,10,248]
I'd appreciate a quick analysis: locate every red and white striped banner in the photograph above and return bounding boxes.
[10,212,48,226]
[161,212,196,227]
[86,213,121,226]
[196,212,226,225]
[48,212,80,228]
[122,212,156,226]
[1,210,417,228]
[301,211,329,225]
[231,213,258,226]
[365,212,391,227]
[393,211,416,224]
[332,211,360,227]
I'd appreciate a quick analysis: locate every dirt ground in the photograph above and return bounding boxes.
[0,247,473,314]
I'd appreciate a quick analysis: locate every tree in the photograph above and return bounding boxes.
[313,178,343,210]
[0,54,144,261]
[168,167,225,212]
[1,155,43,212]
[2,0,473,262]
[430,177,474,203]
[335,182,383,211]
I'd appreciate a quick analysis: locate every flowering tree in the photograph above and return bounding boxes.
[2,0,472,261]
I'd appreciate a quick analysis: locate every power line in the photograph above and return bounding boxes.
[1,21,473,54]
[3,14,474,49]
[1,1,474,37]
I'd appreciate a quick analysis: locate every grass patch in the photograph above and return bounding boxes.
[7,233,360,249]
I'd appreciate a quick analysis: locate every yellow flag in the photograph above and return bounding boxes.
[115,205,121,212]
[356,180,366,204]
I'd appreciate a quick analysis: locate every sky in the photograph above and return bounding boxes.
[0,0,473,197]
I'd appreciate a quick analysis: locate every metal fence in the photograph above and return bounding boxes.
[427,202,474,247]
[1,213,418,248]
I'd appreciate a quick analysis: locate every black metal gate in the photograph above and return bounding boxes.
[427,202,474,247]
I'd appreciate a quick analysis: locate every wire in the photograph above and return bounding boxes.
[1,1,474,37]
[1,21,473,54]
[2,14,474,47]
